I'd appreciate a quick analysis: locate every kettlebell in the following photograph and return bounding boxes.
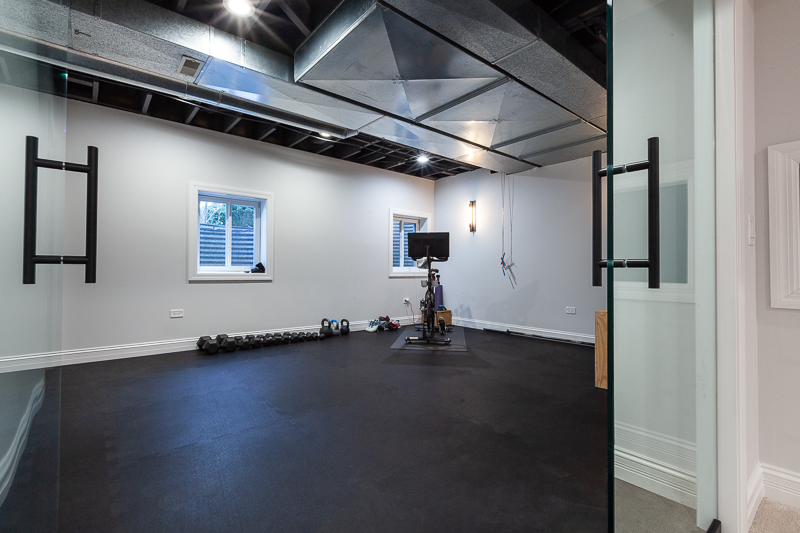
[331,319,341,336]
[320,318,333,338]
[340,319,350,336]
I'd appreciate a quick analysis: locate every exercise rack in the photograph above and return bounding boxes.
[23,135,99,284]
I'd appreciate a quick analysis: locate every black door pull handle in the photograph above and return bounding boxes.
[592,137,660,289]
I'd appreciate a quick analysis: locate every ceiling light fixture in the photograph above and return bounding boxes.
[416,155,429,163]
[319,132,331,138]
[223,0,256,17]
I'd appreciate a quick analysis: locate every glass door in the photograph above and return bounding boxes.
[603,0,718,530]
[0,4,70,529]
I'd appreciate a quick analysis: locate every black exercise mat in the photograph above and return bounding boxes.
[389,325,467,352]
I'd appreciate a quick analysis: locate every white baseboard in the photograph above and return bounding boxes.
[747,463,765,529]
[614,422,697,509]
[0,378,44,508]
[761,463,800,510]
[0,316,418,374]
[452,316,594,344]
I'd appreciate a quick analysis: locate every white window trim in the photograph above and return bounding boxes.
[768,140,800,309]
[389,207,431,278]
[188,182,274,282]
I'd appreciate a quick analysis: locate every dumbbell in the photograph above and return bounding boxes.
[282,333,292,344]
[197,336,211,350]
[297,332,307,342]
[311,332,320,340]
[289,333,299,343]
[220,336,237,352]
[251,335,263,349]
[202,339,220,355]
[244,335,257,349]
[233,336,245,350]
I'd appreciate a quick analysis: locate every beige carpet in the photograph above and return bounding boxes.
[615,479,704,533]
[749,498,800,533]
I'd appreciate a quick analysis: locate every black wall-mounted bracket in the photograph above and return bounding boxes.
[592,136,660,289]
[23,136,98,284]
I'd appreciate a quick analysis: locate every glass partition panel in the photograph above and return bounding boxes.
[0,3,69,529]
[609,0,717,530]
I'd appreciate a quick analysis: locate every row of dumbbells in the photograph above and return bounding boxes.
[196,331,327,355]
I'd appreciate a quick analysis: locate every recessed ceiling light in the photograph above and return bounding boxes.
[417,155,430,163]
[319,132,331,138]
[224,0,256,17]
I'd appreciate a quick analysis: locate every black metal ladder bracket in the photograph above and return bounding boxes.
[23,136,99,284]
[592,136,660,289]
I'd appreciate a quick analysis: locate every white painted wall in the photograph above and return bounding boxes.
[754,0,800,478]
[61,101,433,350]
[432,159,605,341]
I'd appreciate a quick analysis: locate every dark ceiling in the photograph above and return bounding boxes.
[143,0,606,65]
[533,0,607,65]
[0,51,477,179]
[4,0,606,179]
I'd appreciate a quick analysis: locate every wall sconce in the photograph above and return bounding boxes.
[469,200,476,233]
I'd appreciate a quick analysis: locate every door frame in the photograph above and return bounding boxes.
[714,0,756,531]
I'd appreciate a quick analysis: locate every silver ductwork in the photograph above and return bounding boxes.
[294,0,605,171]
[0,0,605,173]
[0,0,368,137]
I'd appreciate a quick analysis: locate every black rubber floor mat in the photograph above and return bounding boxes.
[388,325,467,352]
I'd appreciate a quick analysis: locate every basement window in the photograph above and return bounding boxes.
[188,184,274,282]
[389,208,430,278]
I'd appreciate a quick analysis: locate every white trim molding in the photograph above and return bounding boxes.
[614,422,698,509]
[0,378,44,508]
[388,207,431,279]
[0,316,419,374]
[744,462,800,526]
[762,463,800,510]
[747,463,765,528]
[452,316,594,344]
[767,140,800,309]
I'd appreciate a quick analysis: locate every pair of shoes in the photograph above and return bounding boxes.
[376,316,392,332]
[366,319,380,333]
[247,262,265,273]
[388,320,400,330]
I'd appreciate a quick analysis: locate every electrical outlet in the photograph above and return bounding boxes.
[566,307,576,315]
[403,297,410,304]
[170,309,184,318]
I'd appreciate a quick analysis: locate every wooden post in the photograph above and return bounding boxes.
[595,310,608,389]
